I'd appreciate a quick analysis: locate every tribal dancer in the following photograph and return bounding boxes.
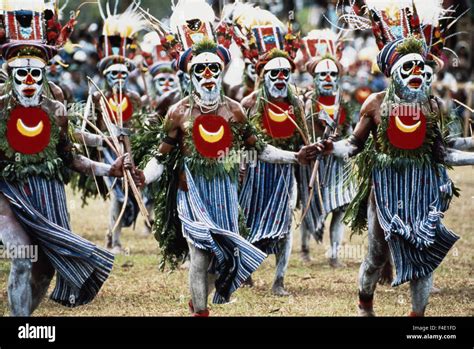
[298,29,356,266]
[142,32,179,113]
[219,2,259,102]
[316,0,474,316]
[137,0,317,316]
[0,1,128,316]
[89,1,147,253]
[238,8,302,296]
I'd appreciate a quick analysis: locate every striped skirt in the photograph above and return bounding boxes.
[373,164,459,286]
[177,164,266,304]
[102,146,139,227]
[0,176,114,307]
[298,155,355,240]
[239,161,296,254]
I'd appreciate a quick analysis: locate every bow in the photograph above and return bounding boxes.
[298,88,342,227]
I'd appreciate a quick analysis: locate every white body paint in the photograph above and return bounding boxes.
[448,137,474,151]
[258,144,297,164]
[444,148,474,166]
[332,140,358,158]
[144,157,164,185]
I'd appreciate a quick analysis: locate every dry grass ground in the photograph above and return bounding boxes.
[0,167,473,316]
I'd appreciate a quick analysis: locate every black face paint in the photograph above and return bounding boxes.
[269,68,290,80]
[193,63,221,82]
[400,60,424,79]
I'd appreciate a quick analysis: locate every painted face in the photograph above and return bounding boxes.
[178,71,191,95]
[153,72,178,96]
[424,65,434,88]
[47,62,63,82]
[264,68,290,99]
[245,63,257,83]
[314,59,339,96]
[12,67,44,107]
[393,57,426,101]
[105,64,129,90]
[191,62,222,105]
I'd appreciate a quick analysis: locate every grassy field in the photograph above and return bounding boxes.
[0,167,473,317]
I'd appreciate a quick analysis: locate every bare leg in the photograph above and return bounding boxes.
[329,209,346,268]
[30,249,54,312]
[141,199,154,236]
[0,194,54,316]
[358,192,390,316]
[410,274,433,316]
[107,197,124,254]
[300,226,311,262]
[272,233,293,296]
[187,242,211,315]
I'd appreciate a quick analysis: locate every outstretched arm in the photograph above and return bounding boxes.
[444,148,474,166]
[321,93,380,158]
[448,137,474,151]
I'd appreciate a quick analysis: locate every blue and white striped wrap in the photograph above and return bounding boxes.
[239,161,296,254]
[0,176,114,307]
[298,155,356,240]
[177,164,267,304]
[373,163,459,286]
[102,146,139,227]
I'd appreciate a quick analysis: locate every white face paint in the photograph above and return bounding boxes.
[12,67,44,107]
[191,62,222,105]
[153,72,178,96]
[246,63,257,83]
[392,55,426,100]
[424,65,434,88]
[104,63,129,90]
[314,58,339,96]
[264,68,290,99]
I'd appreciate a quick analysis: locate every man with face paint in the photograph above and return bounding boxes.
[314,2,474,316]
[239,48,306,296]
[80,3,146,254]
[226,59,258,102]
[0,3,131,315]
[135,38,318,316]
[298,29,356,267]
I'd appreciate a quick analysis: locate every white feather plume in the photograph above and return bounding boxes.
[102,1,147,38]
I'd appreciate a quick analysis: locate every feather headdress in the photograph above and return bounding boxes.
[339,0,462,76]
[0,0,77,67]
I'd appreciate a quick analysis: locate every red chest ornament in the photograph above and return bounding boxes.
[387,105,427,150]
[6,106,51,155]
[262,101,296,139]
[192,114,233,159]
[107,96,133,123]
[316,95,346,125]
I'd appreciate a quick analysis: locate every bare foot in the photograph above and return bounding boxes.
[358,305,376,317]
[301,249,311,263]
[272,277,290,296]
[110,245,126,255]
[242,276,254,288]
[329,258,346,268]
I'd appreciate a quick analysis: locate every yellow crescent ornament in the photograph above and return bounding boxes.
[109,97,129,113]
[17,119,44,137]
[268,109,289,123]
[198,124,224,143]
[395,115,421,133]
